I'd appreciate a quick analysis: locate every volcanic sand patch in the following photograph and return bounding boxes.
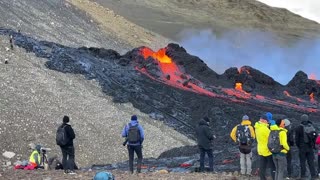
[67,0,172,51]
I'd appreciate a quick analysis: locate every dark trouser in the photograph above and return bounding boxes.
[60,146,75,171]
[259,155,276,180]
[127,145,143,173]
[318,155,320,173]
[299,149,316,178]
[286,150,292,177]
[273,154,287,180]
[199,147,214,172]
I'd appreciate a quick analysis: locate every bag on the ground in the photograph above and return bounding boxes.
[56,125,69,146]
[93,171,115,180]
[268,130,282,153]
[302,123,317,144]
[127,123,140,143]
[236,125,252,145]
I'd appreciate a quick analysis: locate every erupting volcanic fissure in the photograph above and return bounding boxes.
[135,45,319,113]
[139,47,216,97]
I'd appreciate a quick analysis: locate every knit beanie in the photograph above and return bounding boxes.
[131,115,137,121]
[283,119,291,127]
[242,115,249,120]
[301,114,309,121]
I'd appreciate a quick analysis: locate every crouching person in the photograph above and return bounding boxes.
[122,115,144,174]
[268,119,290,180]
[25,145,41,170]
[230,115,255,176]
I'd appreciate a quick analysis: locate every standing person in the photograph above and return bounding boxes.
[230,115,255,176]
[56,115,76,175]
[195,117,214,172]
[315,133,320,177]
[269,119,290,180]
[295,114,317,179]
[283,119,294,179]
[255,114,275,180]
[9,35,13,50]
[122,115,144,174]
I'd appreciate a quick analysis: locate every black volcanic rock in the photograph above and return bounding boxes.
[166,43,219,85]
[287,71,308,88]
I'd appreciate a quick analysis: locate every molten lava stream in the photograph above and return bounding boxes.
[140,47,216,97]
[310,93,315,103]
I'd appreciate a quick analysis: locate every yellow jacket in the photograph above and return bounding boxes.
[29,150,40,167]
[254,121,272,156]
[270,125,290,154]
[230,120,256,142]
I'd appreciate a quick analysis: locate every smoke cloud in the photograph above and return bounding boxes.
[177,29,320,85]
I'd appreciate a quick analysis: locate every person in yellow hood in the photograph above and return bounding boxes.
[269,119,290,180]
[255,113,275,180]
[230,115,255,176]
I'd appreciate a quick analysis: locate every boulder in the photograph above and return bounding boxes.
[2,151,15,159]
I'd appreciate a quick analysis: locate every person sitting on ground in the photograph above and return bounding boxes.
[230,115,255,176]
[269,119,290,180]
[195,116,214,172]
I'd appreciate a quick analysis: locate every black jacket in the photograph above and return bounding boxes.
[295,121,314,150]
[60,123,75,147]
[195,119,214,150]
[287,128,294,147]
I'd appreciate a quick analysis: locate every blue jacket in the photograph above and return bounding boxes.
[122,120,144,146]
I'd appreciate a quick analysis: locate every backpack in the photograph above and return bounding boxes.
[302,123,317,144]
[236,125,252,145]
[56,125,69,146]
[93,171,115,180]
[268,130,283,153]
[127,123,141,143]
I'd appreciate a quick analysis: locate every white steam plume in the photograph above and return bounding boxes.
[177,29,320,85]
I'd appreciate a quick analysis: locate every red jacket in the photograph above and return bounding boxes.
[315,135,320,155]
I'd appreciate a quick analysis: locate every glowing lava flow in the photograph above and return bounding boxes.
[283,91,291,97]
[139,47,216,97]
[137,47,318,113]
[235,83,243,91]
[310,93,315,102]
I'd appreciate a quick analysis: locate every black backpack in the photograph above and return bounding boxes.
[236,125,252,145]
[56,125,69,146]
[127,123,141,143]
[302,123,317,145]
[268,130,283,153]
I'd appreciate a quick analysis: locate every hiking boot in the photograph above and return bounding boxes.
[68,171,76,175]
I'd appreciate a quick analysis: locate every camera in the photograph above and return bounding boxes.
[40,147,51,154]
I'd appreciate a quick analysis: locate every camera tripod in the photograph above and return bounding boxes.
[40,150,49,167]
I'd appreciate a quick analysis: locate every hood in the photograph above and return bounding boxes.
[199,119,208,126]
[301,120,312,126]
[130,120,139,126]
[254,121,268,129]
[270,124,280,131]
[279,127,288,132]
[241,120,252,126]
